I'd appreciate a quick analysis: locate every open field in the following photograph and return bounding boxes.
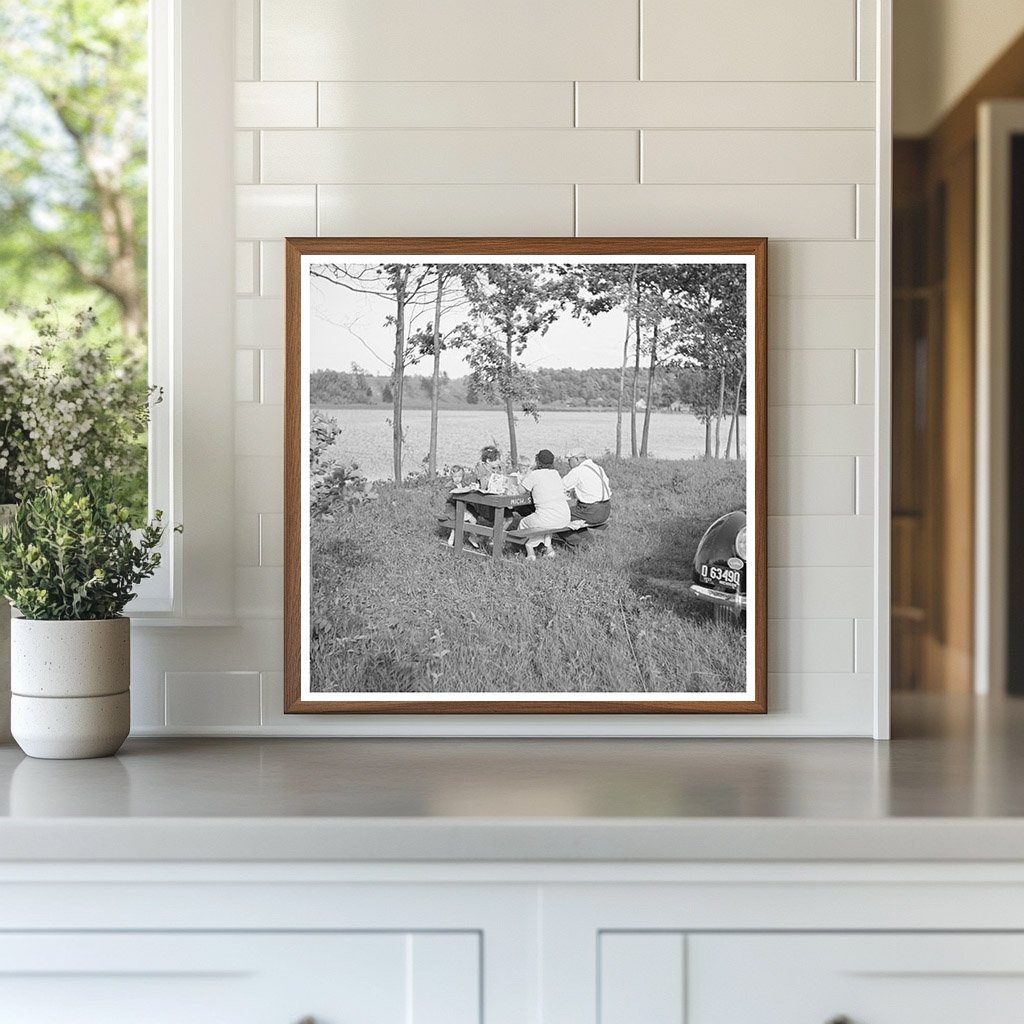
[310,456,747,694]
[316,407,747,482]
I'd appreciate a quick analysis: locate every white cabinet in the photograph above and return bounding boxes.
[0,932,480,1024]
[689,934,1024,1024]
[4,862,1024,1023]
[595,932,1024,1024]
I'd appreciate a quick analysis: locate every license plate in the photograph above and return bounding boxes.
[701,564,740,588]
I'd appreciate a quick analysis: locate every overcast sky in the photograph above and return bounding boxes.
[308,267,633,377]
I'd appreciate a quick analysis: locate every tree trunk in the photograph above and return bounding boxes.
[704,369,713,459]
[505,331,518,465]
[392,273,407,483]
[724,395,736,460]
[640,323,657,457]
[428,273,444,478]
[731,363,746,460]
[714,366,726,459]
[630,301,641,457]
[615,265,638,459]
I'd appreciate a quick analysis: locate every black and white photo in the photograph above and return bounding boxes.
[284,238,766,714]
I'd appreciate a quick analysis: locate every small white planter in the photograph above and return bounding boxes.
[10,617,130,759]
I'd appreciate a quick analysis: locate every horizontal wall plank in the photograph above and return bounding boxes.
[261,350,285,404]
[859,0,878,82]
[769,515,874,566]
[235,403,284,458]
[236,82,317,128]
[768,242,875,296]
[768,458,856,515]
[234,131,256,184]
[261,0,638,81]
[235,0,257,81]
[855,618,873,673]
[767,619,855,673]
[235,241,255,294]
[135,622,284,678]
[318,184,575,235]
[769,405,875,456]
[235,350,259,403]
[236,567,285,618]
[165,672,262,728]
[235,511,260,567]
[236,185,316,237]
[578,82,874,129]
[856,349,875,403]
[259,514,285,567]
[577,184,854,238]
[856,183,876,239]
[769,567,874,619]
[643,130,874,185]
[235,298,285,351]
[260,241,285,298]
[856,455,875,514]
[235,456,284,511]
[769,350,856,406]
[769,297,875,347]
[256,671,874,735]
[319,82,574,128]
[642,0,857,82]
[261,130,638,184]
[767,672,873,731]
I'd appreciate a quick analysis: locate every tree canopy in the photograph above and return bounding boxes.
[0,0,148,347]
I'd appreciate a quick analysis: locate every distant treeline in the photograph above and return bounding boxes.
[310,364,739,412]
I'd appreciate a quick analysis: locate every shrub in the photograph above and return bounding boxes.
[309,410,375,518]
[0,479,173,620]
[0,302,156,517]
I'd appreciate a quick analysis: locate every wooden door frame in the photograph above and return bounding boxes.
[975,100,1024,696]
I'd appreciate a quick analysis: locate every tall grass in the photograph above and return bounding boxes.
[310,457,746,694]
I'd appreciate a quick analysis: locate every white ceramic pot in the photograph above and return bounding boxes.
[0,502,15,744]
[10,617,130,759]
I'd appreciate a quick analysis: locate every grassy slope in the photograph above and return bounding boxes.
[310,457,746,694]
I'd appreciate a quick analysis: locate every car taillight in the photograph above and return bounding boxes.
[735,526,747,560]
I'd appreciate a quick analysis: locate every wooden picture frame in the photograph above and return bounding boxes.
[285,237,767,714]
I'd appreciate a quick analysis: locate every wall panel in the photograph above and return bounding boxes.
[130,0,885,737]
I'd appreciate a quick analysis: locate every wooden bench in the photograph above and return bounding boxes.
[438,517,606,555]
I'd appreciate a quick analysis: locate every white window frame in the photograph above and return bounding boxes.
[128,0,236,625]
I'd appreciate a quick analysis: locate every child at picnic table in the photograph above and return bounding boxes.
[516,449,571,559]
[468,445,521,527]
[443,465,481,549]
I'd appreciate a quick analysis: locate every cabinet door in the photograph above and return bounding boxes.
[689,933,1024,1024]
[0,932,480,1024]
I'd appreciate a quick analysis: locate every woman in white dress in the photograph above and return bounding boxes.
[518,449,571,559]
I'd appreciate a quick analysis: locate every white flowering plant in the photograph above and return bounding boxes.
[0,478,174,620]
[0,303,156,518]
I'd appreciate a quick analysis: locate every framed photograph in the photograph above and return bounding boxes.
[284,238,766,714]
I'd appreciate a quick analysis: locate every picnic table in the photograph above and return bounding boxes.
[445,489,535,560]
[443,489,603,560]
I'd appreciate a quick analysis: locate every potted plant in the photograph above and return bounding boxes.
[0,480,171,759]
[0,302,156,744]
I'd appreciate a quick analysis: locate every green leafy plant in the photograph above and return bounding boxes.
[0,478,175,620]
[310,410,375,519]
[0,302,155,516]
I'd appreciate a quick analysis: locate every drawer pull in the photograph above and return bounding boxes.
[826,1017,854,1024]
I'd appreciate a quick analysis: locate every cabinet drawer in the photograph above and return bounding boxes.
[688,933,1024,1024]
[0,932,480,1024]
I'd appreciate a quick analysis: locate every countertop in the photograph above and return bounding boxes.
[1,693,1023,862]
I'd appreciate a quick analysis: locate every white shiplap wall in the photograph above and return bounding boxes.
[132,0,885,737]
